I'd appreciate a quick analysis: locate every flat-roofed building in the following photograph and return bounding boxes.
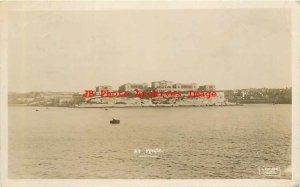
[151,80,173,91]
[42,92,75,99]
[96,85,113,93]
[198,85,216,91]
[173,83,197,91]
[119,83,148,92]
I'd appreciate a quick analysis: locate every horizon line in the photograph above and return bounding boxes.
[8,86,292,94]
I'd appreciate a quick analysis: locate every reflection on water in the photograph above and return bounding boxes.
[9,105,291,179]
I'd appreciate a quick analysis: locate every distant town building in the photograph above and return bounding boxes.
[173,83,197,91]
[42,92,75,100]
[59,96,73,105]
[151,80,173,91]
[198,85,216,91]
[223,87,292,104]
[96,85,113,93]
[119,83,148,92]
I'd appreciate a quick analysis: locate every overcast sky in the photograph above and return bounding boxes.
[8,9,291,92]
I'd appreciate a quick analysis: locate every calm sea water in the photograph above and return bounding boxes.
[8,105,291,179]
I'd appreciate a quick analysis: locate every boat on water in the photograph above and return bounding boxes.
[110,118,120,124]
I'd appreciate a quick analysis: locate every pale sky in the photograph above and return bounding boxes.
[8,9,291,92]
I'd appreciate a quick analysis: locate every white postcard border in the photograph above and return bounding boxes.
[1,1,299,187]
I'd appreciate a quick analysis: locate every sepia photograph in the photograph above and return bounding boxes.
[1,1,300,187]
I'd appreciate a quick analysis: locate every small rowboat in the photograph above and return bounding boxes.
[110,118,120,124]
